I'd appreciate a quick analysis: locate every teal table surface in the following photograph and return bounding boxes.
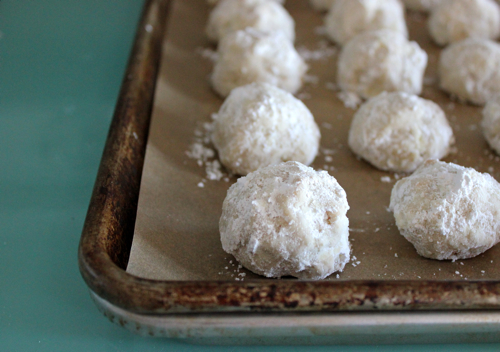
[1,0,499,350]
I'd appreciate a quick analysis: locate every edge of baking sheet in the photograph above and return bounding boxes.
[78,0,500,321]
[92,292,500,344]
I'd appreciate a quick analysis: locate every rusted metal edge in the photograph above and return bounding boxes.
[78,0,500,316]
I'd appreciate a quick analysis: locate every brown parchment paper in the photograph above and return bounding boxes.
[127,0,500,281]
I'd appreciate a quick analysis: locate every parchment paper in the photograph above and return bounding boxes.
[127,0,500,281]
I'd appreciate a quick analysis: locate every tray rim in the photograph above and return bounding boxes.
[78,0,500,316]
[91,291,500,343]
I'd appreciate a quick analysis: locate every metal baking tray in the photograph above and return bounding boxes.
[78,0,500,344]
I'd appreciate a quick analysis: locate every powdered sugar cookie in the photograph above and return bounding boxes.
[428,0,500,45]
[220,161,350,279]
[482,95,500,154]
[337,30,427,99]
[211,83,320,175]
[211,28,307,97]
[206,0,294,43]
[348,92,453,172]
[439,38,500,105]
[390,160,500,260]
[325,0,408,46]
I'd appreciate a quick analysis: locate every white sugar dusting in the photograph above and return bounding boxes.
[337,91,362,109]
[196,47,218,62]
[297,41,337,61]
[186,121,231,183]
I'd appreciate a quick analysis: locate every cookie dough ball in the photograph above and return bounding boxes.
[390,160,500,260]
[206,0,294,43]
[348,92,454,172]
[220,161,351,279]
[482,95,500,154]
[212,83,320,175]
[439,39,500,105]
[337,30,427,99]
[428,0,500,46]
[325,0,408,46]
[309,0,336,11]
[211,28,307,97]
[403,0,443,11]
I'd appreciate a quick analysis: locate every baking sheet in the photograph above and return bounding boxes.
[127,0,500,282]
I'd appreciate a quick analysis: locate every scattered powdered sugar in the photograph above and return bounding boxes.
[296,92,312,100]
[303,74,319,85]
[297,41,337,61]
[337,91,362,109]
[218,258,247,281]
[205,160,224,180]
[196,47,218,62]
[186,120,231,182]
[380,176,391,183]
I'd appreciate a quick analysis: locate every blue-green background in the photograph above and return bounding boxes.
[1,0,499,350]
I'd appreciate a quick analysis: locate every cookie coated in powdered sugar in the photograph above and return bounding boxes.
[482,95,500,154]
[439,38,500,105]
[337,29,427,99]
[348,92,454,172]
[390,160,500,260]
[205,0,294,43]
[220,161,351,279]
[211,28,307,97]
[428,0,500,46]
[211,82,320,175]
[325,0,408,46]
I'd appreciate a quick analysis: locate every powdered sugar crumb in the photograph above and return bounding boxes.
[196,47,218,62]
[337,91,362,109]
[303,74,319,85]
[297,41,337,61]
[186,121,231,183]
[380,176,391,183]
[296,92,312,100]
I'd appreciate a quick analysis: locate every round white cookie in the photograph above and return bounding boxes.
[337,30,427,99]
[439,38,500,105]
[211,28,307,97]
[428,0,500,46]
[390,159,500,260]
[212,82,320,175]
[482,95,500,154]
[348,92,454,172]
[309,0,336,11]
[402,0,443,11]
[325,0,408,46]
[220,161,351,279]
[205,0,294,43]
